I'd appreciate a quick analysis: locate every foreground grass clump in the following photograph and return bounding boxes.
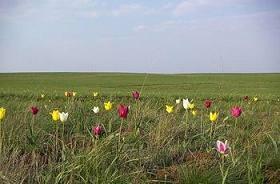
[0,91,279,184]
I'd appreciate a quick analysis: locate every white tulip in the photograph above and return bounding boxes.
[59,112,69,122]
[175,99,181,104]
[182,98,190,110]
[92,106,100,114]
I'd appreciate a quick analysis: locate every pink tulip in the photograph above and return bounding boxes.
[231,106,242,118]
[132,91,140,100]
[92,124,103,137]
[216,140,229,155]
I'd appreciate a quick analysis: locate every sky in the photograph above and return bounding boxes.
[0,0,280,73]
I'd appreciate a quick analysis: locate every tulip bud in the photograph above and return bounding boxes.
[31,106,39,115]
[92,124,103,137]
[132,91,140,100]
[204,99,212,108]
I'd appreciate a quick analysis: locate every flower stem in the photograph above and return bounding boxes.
[55,123,58,156]
[210,123,213,139]
[0,121,2,154]
[234,118,238,129]
[118,119,124,153]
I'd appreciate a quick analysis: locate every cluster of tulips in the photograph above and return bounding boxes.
[165,97,243,155]
[0,92,258,155]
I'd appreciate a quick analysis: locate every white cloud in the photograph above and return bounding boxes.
[79,11,98,18]
[112,4,144,16]
[172,0,256,16]
[132,9,280,34]
[0,0,99,21]
[133,25,148,32]
[173,0,211,16]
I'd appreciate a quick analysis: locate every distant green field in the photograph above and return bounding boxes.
[0,73,279,98]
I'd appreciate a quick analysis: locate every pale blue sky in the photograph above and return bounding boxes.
[1,0,280,73]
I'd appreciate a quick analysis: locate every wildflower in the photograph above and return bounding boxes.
[188,102,195,110]
[183,98,195,110]
[50,110,60,121]
[92,124,103,137]
[41,94,45,98]
[31,106,39,115]
[65,91,71,97]
[253,97,258,102]
[118,104,129,119]
[231,106,242,118]
[204,99,212,108]
[93,92,98,97]
[59,112,69,122]
[104,101,113,111]
[216,140,229,155]
[92,106,100,114]
[183,98,190,110]
[0,107,6,121]
[65,91,76,97]
[132,91,140,100]
[210,112,219,123]
[175,99,181,104]
[191,110,197,116]
[243,96,249,101]
[165,105,174,113]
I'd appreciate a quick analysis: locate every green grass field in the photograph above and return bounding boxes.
[0,73,279,183]
[0,73,279,97]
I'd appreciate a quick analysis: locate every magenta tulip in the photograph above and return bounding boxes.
[132,91,140,100]
[118,104,129,119]
[92,124,103,137]
[231,106,242,118]
[31,106,39,115]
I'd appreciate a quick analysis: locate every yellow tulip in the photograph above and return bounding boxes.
[0,107,6,121]
[210,112,219,122]
[165,105,174,113]
[191,110,197,116]
[188,103,195,110]
[104,101,113,111]
[93,92,98,97]
[253,97,258,102]
[50,110,60,121]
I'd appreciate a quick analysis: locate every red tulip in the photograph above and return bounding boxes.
[92,124,103,137]
[132,91,140,100]
[231,106,242,118]
[118,104,129,119]
[204,99,212,108]
[31,106,39,115]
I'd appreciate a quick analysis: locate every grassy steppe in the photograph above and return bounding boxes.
[0,73,279,183]
[0,73,279,98]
